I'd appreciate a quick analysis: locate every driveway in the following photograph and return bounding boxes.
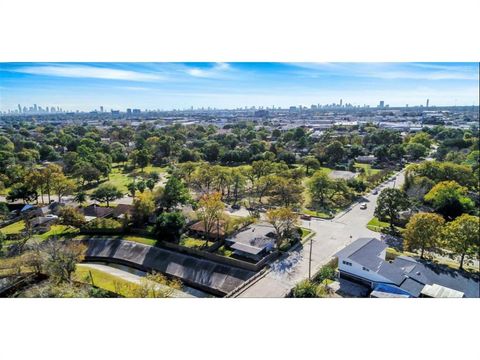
[235,169,406,297]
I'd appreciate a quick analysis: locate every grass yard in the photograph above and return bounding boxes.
[302,208,334,219]
[0,220,25,235]
[179,236,214,249]
[300,227,312,239]
[354,162,382,175]
[366,217,390,232]
[38,225,79,241]
[71,234,157,247]
[74,265,139,297]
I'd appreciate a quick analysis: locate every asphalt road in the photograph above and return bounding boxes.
[235,170,406,297]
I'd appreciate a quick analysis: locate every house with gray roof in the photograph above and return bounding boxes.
[335,238,480,298]
[226,223,276,261]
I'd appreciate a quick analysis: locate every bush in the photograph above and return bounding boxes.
[292,279,317,298]
[82,218,123,234]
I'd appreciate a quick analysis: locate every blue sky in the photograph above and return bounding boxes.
[0,62,478,111]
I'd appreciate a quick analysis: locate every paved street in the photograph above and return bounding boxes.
[235,170,406,297]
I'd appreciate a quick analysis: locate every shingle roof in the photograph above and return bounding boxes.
[335,238,386,262]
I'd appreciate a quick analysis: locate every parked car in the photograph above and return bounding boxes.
[300,214,312,220]
[372,189,378,195]
[231,204,241,210]
[360,203,367,209]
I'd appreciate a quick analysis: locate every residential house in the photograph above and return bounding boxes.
[335,238,479,298]
[225,223,276,261]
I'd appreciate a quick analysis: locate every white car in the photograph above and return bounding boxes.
[360,203,367,209]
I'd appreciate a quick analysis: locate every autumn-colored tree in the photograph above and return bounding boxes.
[441,214,480,269]
[403,212,445,258]
[132,191,155,226]
[266,207,299,249]
[196,192,225,243]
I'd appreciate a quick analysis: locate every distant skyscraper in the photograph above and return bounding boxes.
[33,104,38,112]
[339,99,343,107]
[18,104,22,113]
[426,99,430,108]
[100,106,104,113]
[378,100,385,108]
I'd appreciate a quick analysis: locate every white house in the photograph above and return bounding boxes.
[334,238,472,298]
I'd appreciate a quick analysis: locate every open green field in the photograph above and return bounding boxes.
[0,220,25,235]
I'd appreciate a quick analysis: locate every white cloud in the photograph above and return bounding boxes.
[184,62,232,78]
[290,62,478,81]
[14,64,165,81]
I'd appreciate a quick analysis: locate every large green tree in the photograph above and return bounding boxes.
[403,212,445,259]
[91,183,123,207]
[374,188,410,230]
[424,180,474,220]
[442,214,480,269]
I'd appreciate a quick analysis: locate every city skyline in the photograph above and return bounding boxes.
[0,62,478,111]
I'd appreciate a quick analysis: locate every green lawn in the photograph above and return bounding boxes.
[179,236,214,249]
[300,227,312,239]
[0,220,26,235]
[74,265,138,297]
[354,162,381,175]
[71,234,157,246]
[38,225,79,241]
[302,208,334,219]
[366,217,390,232]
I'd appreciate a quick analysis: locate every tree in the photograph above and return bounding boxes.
[41,241,86,284]
[132,191,155,225]
[269,177,304,208]
[302,156,320,176]
[7,182,37,204]
[73,190,88,204]
[40,163,63,203]
[196,192,225,243]
[59,206,86,228]
[308,170,351,210]
[441,214,480,269]
[52,175,76,203]
[324,141,345,165]
[154,211,186,242]
[266,207,298,249]
[160,176,191,210]
[405,143,428,160]
[374,188,410,230]
[424,181,474,220]
[403,212,445,259]
[91,183,123,207]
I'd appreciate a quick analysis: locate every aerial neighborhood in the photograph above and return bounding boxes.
[0,104,478,298]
